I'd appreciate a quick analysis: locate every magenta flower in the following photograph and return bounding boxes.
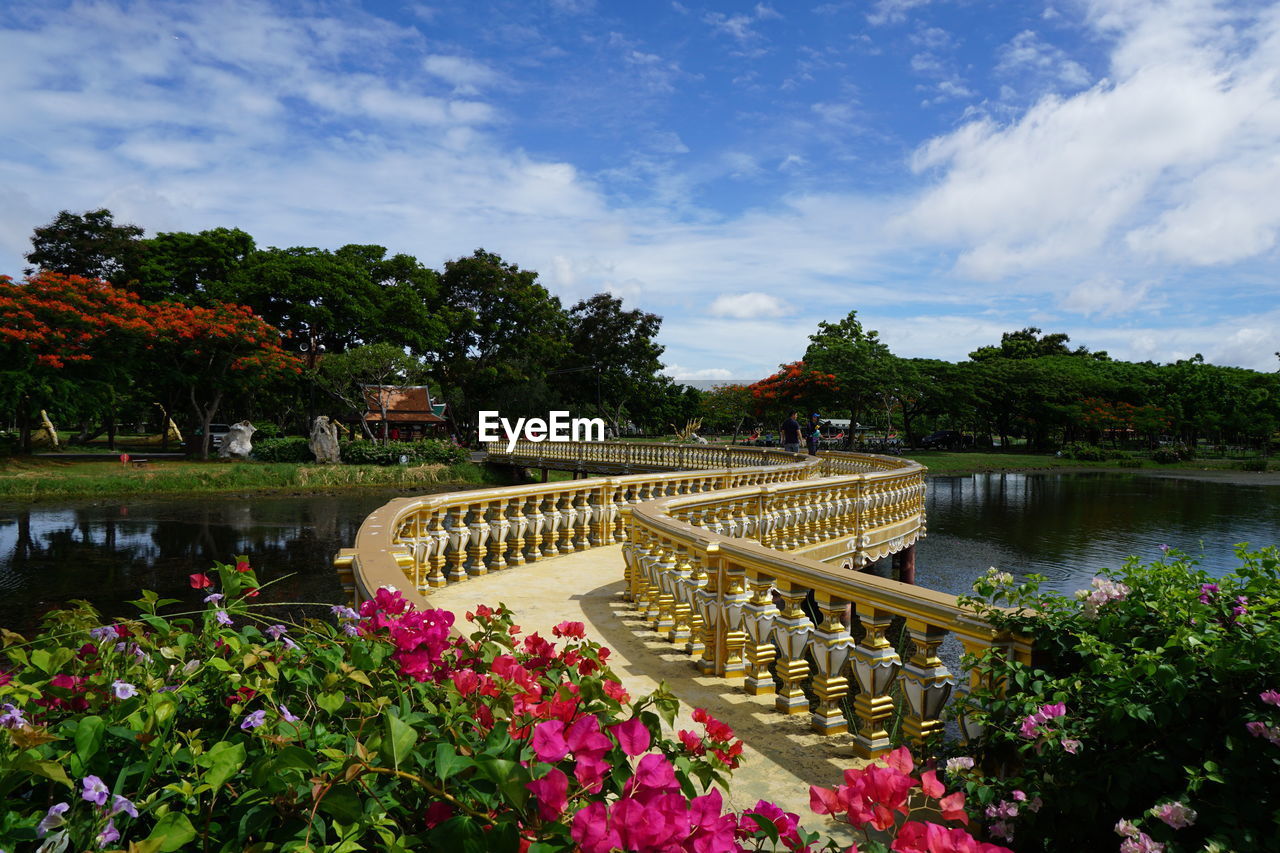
[1198,583,1218,604]
[1261,690,1280,707]
[608,717,652,757]
[531,719,570,763]
[1062,738,1083,754]
[526,767,569,819]
[81,774,109,806]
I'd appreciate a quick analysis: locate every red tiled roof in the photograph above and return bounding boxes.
[362,386,447,423]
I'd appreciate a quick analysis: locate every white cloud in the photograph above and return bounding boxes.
[709,292,794,319]
[422,55,501,94]
[867,0,934,27]
[1058,276,1153,318]
[662,365,734,380]
[899,2,1280,279]
[996,30,1091,91]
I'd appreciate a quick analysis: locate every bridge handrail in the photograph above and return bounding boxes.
[336,440,1019,757]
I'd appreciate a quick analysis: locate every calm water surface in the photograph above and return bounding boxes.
[2,473,1277,634]
[912,472,1280,597]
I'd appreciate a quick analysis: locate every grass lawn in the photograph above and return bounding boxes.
[0,457,504,502]
[905,450,1249,475]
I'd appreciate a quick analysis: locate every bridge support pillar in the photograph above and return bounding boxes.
[894,545,916,585]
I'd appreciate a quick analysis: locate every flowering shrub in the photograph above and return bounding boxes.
[0,558,994,851]
[955,546,1280,851]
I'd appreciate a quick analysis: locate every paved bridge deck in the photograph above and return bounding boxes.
[423,545,859,843]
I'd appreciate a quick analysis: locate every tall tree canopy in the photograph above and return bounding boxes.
[802,310,895,428]
[24,209,144,282]
[558,293,666,431]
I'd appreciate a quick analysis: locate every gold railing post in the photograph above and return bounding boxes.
[692,542,720,674]
[719,557,749,679]
[489,498,510,571]
[426,510,448,588]
[666,544,693,645]
[851,604,902,759]
[468,499,490,576]
[809,591,855,735]
[447,505,469,583]
[772,579,814,715]
[526,494,544,562]
[651,537,677,634]
[742,571,778,694]
[900,620,956,746]
[574,488,592,551]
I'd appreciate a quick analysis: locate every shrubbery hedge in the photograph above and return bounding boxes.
[250,437,468,466]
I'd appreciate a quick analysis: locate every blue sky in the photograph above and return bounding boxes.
[2,0,1278,379]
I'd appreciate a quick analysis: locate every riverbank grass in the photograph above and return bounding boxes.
[909,450,1255,475]
[0,458,503,501]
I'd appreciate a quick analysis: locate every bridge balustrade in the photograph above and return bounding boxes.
[337,440,1026,758]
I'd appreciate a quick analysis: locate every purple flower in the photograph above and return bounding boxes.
[1198,583,1218,605]
[89,626,115,643]
[0,703,27,729]
[203,592,224,604]
[81,774,109,806]
[1158,543,1170,553]
[112,680,138,700]
[1231,595,1248,621]
[36,802,69,836]
[279,704,299,722]
[341,622,359,637]
[215,610,233,627]
[1261,689,1280,707]
[282,636,299,651]
[265,624,287,640]
[110,794,138,818]
[1062,738,1083,754]
[96,818,120,848]
[331,604,359,621]
[240,709,267,730]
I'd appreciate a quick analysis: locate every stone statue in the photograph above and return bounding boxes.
[219,420,256,459]
[35,410,60,449]
[310,416,341,464]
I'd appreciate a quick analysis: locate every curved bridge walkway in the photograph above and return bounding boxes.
[337,441,1029,837]
[422,543,857,839]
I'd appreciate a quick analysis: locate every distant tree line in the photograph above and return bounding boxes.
[2,209,700,455]
[698,314,1280,453]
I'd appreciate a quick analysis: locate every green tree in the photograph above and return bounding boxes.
[313,343,423,440]
[969,327,1108,362]
[24,208,144,282]
[433,250,569,437]
[133,227,257,304]
[802,311,895,429]
[557,293,666,432]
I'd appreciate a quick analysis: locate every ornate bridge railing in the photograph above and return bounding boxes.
[337,440,1026,757]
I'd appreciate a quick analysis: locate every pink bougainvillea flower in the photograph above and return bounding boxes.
[570,801,621,853]
[602,679,630,704]
[531,719,570,763]
[809,784,845,816]
[423,801,453,828]
[1151,800,1197,829]
[552,620,585,638]
[939,791,969,824]
[526,767,569,820]
[189,573,213,589]
[235,560,251,572]
[919,769,945,798]
[630,753,680,795]
[1260,689,1280,707]
[609,716,652,756]
[882,746,914,774]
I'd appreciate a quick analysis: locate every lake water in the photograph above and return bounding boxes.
[2,472,1277,634]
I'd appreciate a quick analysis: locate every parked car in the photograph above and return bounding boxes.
[919,430,968,450]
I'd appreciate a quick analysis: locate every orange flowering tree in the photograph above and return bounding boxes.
[0,272,301,455]
[147,300,303,457]
[0,273,158,450]
[747,362,841,424]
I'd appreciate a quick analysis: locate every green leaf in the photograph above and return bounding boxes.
[74,715,106,764]
[434,743,475,782]
[318,784,364,823]
[317,691,346,714]
[380,713,418,769]
[13,755,72,788]
[145,812,197,851]
[197,740,247,790]
[742,812,781,844]
[476,756,529,810]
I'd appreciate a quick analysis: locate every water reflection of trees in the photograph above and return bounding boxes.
[0,494,390,635]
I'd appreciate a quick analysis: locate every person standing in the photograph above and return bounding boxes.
[780,411,802,453]
[807,413,821,456]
